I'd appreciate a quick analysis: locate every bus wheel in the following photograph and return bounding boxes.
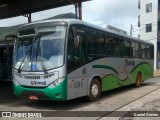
[135,72,141,87]
[87,78,101,102]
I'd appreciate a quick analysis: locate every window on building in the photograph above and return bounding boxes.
[146,3,152,13]
[138,0,140,9]
[146,23,152,32]
[138,15,140,27]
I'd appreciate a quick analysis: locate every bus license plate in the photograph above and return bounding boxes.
[29,95,38,100]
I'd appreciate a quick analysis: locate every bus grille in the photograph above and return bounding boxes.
[24,73,54,79]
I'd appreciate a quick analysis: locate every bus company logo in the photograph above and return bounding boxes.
[30,81,46,85]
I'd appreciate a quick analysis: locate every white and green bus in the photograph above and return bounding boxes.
[13,19,154,101]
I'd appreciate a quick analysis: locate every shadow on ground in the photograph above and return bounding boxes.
[0,82,19,103]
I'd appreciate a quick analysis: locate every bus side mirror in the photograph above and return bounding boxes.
[71,27,80,48]
[74,36,80,48]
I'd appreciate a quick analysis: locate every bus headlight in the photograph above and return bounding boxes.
[13,80,20,86]
[49,77,65,88]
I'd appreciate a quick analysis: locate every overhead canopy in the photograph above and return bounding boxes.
[0,0,89,19]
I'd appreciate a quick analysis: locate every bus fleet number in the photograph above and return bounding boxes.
[74,80,83,88]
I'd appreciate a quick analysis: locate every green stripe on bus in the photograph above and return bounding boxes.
[101,63,153,91]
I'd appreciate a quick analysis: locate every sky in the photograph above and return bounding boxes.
[0,0,139,37]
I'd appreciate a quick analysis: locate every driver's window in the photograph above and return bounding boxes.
[67,27,85,71]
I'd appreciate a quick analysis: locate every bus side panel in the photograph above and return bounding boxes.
[87,58,153,92]
[67,66,88,100]
[66,58,153,100]
[101,59,153,92]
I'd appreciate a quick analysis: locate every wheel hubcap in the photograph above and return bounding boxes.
[91,83,99,97]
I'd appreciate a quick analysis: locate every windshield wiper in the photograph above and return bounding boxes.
[17,36,36,73]
[40,58,48,74]
[17,46,31,73]
[35,36,48,74]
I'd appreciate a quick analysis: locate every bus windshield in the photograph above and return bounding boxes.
[13,25,66,72]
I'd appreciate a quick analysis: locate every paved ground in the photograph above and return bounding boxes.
[0,77,160,120]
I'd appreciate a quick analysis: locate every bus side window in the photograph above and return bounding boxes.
[106,36,119,56]
[67,30,74,60]
[119,40,131,57]
[87,31,105,55]
[139,44,146,58]
[74,35,85,60]
[67,27,85,71]
[146,45,153,59]
[131,42,139,58]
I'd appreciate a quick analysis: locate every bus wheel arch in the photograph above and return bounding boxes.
[87,76,102,102]
[135,72,142,87]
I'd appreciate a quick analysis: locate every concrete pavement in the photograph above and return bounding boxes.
[101,77,160,120]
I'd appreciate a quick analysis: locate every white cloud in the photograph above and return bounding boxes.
[83,0,139,35]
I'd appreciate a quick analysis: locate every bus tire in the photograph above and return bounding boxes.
[135,72,141,87]
[87,78,101,102]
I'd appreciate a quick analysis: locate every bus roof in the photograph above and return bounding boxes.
[19,18,153,46]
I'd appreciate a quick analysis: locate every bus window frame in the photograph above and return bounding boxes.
[67,25,87,73]
[86,29,106,56]
[105,35,119,57]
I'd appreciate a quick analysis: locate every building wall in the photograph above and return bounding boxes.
[139,0,158,70]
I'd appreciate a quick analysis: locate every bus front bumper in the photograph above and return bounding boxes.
[13,80,67,101]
